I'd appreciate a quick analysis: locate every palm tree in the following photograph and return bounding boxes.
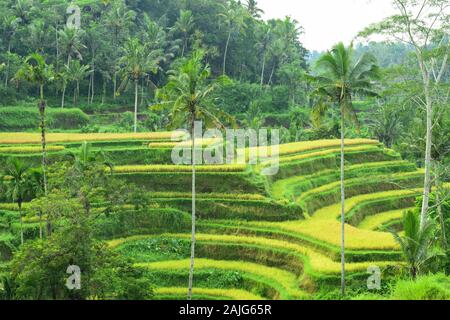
[57,27,85,65]
[245,0,264,18]
[26,169,44,239]
[173,10,195,57]
[4,159,30,245]
[15,53,54,196]
[154,51,234,300]
[118,38,163,133]
[56,66,70,108]
[255,23,271,87]
[66,60,91,106]
[1,14,21,88]
[218,1,248,75]
[312,42,380,295]
[393,210,439,279]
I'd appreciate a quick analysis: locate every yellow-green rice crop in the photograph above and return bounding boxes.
[135,258,306,299]
[0,146,65,153]
[154,287,264,300]
[359,208,413,230]
[148,138,222,148]
[0,132,185,145]
[113,164,247,173]
[110,233,397,274]
[148,192,266,200]
[245,139,379,159]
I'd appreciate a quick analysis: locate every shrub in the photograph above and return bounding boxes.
[392,274,450,300]
[0,107,89,131]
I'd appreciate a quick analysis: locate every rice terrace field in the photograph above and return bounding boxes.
[0,0,449,304]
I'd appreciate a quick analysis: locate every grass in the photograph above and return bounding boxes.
[135,258,307,300]
[0,132,185,145]
[154,287,265,300]
[113,164,248,173]
[358,208,413,230]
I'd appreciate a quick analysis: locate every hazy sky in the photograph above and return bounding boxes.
[257,0,396,51]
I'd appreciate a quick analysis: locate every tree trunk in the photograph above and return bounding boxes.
[76,81,80,106]
[38,209,43,239]
[113,72,117,100]
[187,116,196,300]
[39,84,48,197]
[435,170,447,249]
[4,41,11,88]
[340,103,346,296]
[18,201,24,245]
[61,84,66,108]
[182,37,187,57]
[260,51,266,87]
[222,30,231,75]
[90,59,95,104]
[102,80,106,105]
[134,79,138,133]
[419,64,432,230]
[267,64,275,87]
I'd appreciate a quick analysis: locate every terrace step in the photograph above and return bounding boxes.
[358,208,414,231]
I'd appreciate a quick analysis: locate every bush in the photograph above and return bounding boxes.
[392,274,450,300]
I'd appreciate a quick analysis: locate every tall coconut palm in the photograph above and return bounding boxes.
[255,23,271,87]
[218,1,248,75]
[66,60,91,106]
[392,210,439,279]
[173,10,195,57]
[15,53,54,196]
[4,159,30,245]
[118,38,163,133]
[245,0,264,18]
[154,51,234,300]
[312,42,380,295]
[57,27,85,65]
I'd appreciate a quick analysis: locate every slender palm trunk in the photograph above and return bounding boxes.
[420,82,433,229]
[260,51,266,87]
[134,79,138,133]
[113,72,117,100]
[182,37,187,57]
[18,201,24,245]
[435,170,447,249]
[268,64,275,87]
[61,83,66,108]
[38,209,43,239]
[39,84,48,197]
[102,80,106,105]
[4,42,11,88]
[187,116,196,300]
[223,30,231,75]
[340,104,346,296]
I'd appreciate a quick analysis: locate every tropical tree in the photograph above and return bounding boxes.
[57,27,85,65]
[154,50,233,300]
[245,0,264,18]
[118,38,163,132]
[173,10,195,57]
[312,42,380,295]
[1,14,21,88]
[218,1,248,75]
[360,0,449,230]
[66,60,91,106]
[255,23,271,86]
[393,210,439,279]
[4,159,30,245]
[15,53,54,196]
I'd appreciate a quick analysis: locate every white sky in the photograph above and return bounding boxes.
[257,0,397,51]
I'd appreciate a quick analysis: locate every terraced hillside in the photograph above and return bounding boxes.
[0,134,426,299]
